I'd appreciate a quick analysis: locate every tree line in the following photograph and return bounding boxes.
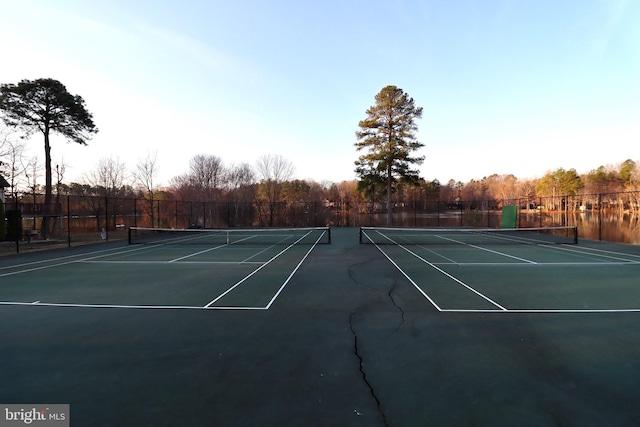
[4,149,639,210]
[2,79,639,216]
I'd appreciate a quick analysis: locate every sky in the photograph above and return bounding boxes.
[1,0,639,188]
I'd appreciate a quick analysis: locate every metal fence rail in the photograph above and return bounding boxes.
[2,191,640,254]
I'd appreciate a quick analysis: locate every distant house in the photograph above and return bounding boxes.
[0,174,8,204]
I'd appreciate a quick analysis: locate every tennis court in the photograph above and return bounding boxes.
[2,227,640,426]
[0,227,331,310]
[360,226,640,313]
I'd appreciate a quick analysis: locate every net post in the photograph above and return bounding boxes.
[128,227,132,244]
[573,226,578,244]
[327,227,332,244]
[359,227,363,244]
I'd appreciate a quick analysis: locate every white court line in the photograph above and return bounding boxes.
[432,261,640,267]
[363,230,507,311]
[397,244,508,311]
[0,244,150,272]
[363,229,443,310]
[168,234,299,263]
[204,230,316,308]
[241,244,282,263]
[363,230,640,314]
[373,242,443,311]
[547,244,640,263]
[0,244,158,278]
[442,308,640,313]
[265,230,328,309]
[168,244,227,262]
[1,232,319,311]
[0,301,267,310]
[435,235,538,264]
[79,260,264,265]
[415,245,459,264]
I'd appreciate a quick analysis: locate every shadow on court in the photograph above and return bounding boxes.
[2,228,640,426]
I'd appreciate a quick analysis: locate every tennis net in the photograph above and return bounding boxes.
[129,226,331,245]
[360,226,578,245]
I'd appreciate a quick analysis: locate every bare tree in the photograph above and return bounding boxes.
[0,124,11,169]
[83,156,128,197]
[226,162,255,202]
[133,150,159,197]
[255,154,295,226]
[24,156,43,232]
[0,127,27,198]
[133,150,159,227]
[81,156,130,232]
[191,154,225,200]
[169,155,227,227]
[517,179,538,209]
[171,155,226,202]
[54,160,67,196]
[24,156,42,195]
[226,163,256,225]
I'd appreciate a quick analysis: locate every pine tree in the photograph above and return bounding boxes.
[355,85,424,225]
[0,78,97,237]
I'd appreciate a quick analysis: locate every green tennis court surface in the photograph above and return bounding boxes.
[360,226,640,312]
[2,227,640,426]
[0,227,330,309]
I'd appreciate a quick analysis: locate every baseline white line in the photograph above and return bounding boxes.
[0,301,267,310]
[441,308,640,313]
[204,230,315,308]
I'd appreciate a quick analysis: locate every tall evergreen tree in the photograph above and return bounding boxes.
[355,85,424,225]
[0,78,97,236]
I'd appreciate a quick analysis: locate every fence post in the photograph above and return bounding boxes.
[67,195,71,247]
[539,198,543,228]
[104,196,109,241]
[149,198,153,228]
[598,193,602,241]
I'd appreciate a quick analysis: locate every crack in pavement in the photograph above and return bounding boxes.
[346,260,408,426]
[347,260,381,291]
[349,308,390,427]
[388,280,405,333]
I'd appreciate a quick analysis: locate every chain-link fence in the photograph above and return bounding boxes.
[2,191,640,254]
